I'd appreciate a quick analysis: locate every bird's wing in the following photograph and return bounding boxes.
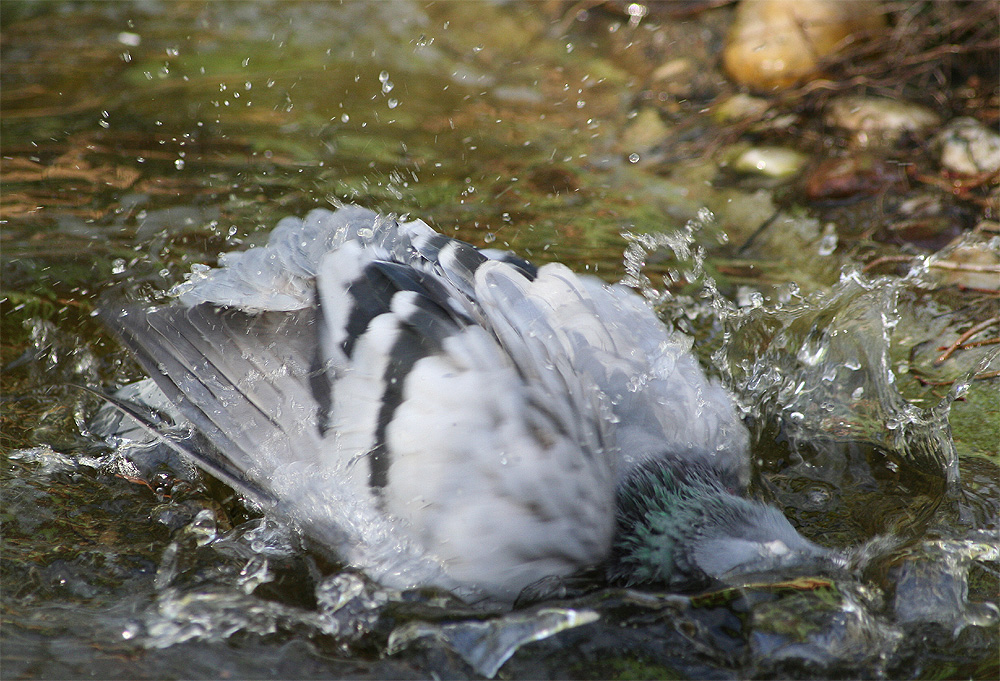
[473,261,750,490]
[100,208,617,600]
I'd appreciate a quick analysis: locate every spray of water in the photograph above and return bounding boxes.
[620,213,994,496]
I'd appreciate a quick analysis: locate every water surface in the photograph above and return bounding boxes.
[2,2,997,679]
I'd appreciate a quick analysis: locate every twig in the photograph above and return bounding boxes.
[913,368,1000,387]
[862,255,913,273]
[937,338,1000,352]
[927,261,1000,275]
[935,316,1000,364]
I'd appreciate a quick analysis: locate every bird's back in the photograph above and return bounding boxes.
[101,206,748,601]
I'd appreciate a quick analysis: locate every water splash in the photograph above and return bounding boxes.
[614,218,999,676]
[621,215,979,495]
[387,606,599,677]
[717,270,962,489]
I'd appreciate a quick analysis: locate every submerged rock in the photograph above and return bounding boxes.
[825,95,941,146]
[722,0,887,91]
[712,93,771,124]
[803,153,903,200]
[728,145,809,179]
[621,107,671,159]
[930,230,1000,291]
[933,117,1000,176]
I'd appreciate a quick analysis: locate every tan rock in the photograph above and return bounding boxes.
[722,0,886,91]
[712,93,771,124]
[825,96,940,146]
[931,235,1000,291]
[728,145,809,178]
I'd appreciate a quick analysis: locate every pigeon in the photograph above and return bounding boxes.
[97,205,837,602]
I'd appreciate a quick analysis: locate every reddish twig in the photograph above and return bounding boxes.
[862,255,914,273]
[935,316,1000,365]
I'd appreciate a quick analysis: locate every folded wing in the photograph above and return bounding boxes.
[101,208,624,600]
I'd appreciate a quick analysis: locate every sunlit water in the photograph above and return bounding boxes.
[3,2,997,679]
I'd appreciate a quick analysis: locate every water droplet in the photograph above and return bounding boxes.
[628,153,640,163]
[818,232,838,256]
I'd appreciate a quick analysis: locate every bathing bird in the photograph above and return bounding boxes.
[98,206,836,602]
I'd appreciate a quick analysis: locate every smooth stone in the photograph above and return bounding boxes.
[621,107,671,157]
[712,93,771,124]
[887,193,964,250]
[651,58,696,98]
[728,145,809,178]
[803,154,902,200]
[825,96,940,145]
[651,57,694,84]
[933,117,1000,175]
[931,232,1000,291]
[722,0,887,91]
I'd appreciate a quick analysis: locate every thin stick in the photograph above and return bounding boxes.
[862,255,913,273]
[935,316,1000,365]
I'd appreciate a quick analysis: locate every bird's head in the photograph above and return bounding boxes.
[610,461,844,590]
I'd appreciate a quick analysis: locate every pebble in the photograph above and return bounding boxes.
[825,96,940,146]
[621,108,671,159]
[931,232,1000,291]
[933,117,1000,175]
[651,57,694,84]
[887,193,964,250]
[722,0,886,91]
[728,145,809,178]
[803,154,902,200]
[712,93,771,124]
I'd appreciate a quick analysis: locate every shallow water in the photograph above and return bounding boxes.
[2,2,998,679]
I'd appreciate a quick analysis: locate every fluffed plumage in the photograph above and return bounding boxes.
[98,206,834,603]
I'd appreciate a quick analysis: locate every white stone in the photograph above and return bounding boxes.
[825,96,940,145]
[934,117,1000,176]
[729,146,809,178]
